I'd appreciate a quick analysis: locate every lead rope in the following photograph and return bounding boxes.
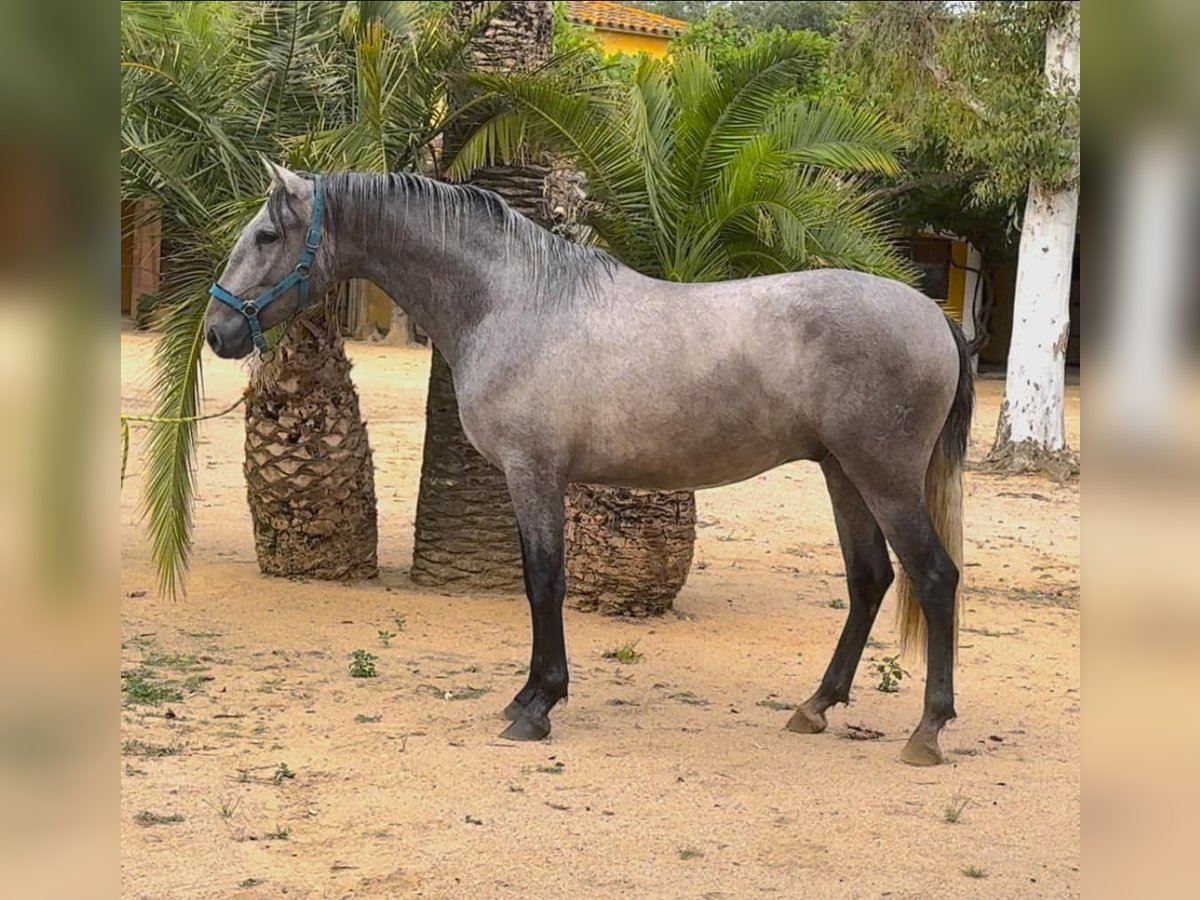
[120,393,248,487]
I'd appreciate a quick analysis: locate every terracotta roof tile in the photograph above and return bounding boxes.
[564,1,687,38]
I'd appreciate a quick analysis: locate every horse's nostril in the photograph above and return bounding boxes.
[206,326,222,354]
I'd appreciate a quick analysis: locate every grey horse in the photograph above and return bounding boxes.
[205,163,973,766]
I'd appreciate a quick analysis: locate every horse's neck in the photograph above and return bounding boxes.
[334,191,511,365]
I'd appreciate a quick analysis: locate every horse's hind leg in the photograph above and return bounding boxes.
[498,463,569,742]
[860,489,959,766]
[787,456,893,734]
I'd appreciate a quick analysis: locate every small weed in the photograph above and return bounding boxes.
[866,637,889,650]
[464,814,484,825]
[122,738,181,758]
[185,630,222,640]
[354,713,382,724]
[272,762,295,785]
[508,784,525,793]
[183,673,212,693]
[678,848,705,860]
[239,879,264,889]
[828,597,846,610]
[875,656,908,693]
[529,761,565,775]
[377,630,396,648]
[235,769,252,784]
[603,641,642,664]
[218,796,242,821]
[757,697,797,711]
[144,650,205,672]
[393,615,407,632]
[133,810,184,827]
[962,865,987,879]
[265,825,290,841]
[944,796,970,824]
[670,691,710,706]
[123,763,146,777]
[122,668,183,706]
[349,650,378,678]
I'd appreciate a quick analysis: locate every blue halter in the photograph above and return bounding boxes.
[209,174,326,352]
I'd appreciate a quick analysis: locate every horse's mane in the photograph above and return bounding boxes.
[308,171,618,301]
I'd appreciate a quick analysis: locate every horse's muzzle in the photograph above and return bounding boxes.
[206,316,254,359]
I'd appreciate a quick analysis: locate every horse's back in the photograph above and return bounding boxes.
[458,267,960,490]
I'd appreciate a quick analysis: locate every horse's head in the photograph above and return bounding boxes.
[205,159,329,359]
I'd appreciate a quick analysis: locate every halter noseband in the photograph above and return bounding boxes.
[209,174,326,352]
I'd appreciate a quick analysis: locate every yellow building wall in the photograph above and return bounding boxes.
[594,30,672,58]
[365,282,393,330]
[945,239,968,324]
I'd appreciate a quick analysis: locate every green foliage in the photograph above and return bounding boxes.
[121,1,486,597]
[453,34,912,284]
[875,655,908,693]
[733,1,848,36]
[672,5,835,92]
[122,668,183,706]
[629,2,848,36]
[603,641,643,664]
[672,6,754,64]
[348,649,378,678]
[835,1,1079,204]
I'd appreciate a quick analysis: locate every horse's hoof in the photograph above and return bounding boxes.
[501,700,525,722]
[785,701,827,734]
[899,731,946,766]
[499,713,551,742]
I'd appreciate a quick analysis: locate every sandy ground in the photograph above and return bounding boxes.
[120,332,1080,899]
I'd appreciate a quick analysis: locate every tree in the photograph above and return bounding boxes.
[628,2,848,36]
[457,32,911,281]
[120,1,479,593]
[453,33,913,614]
[836,1,1081,472]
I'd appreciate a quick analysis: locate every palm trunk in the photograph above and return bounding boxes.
[986,3,1079,473]
[566,485,695,616]
[410,346,523,589]
[244,307,378,579]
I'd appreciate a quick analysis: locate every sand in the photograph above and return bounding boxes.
[120,332,1079,898]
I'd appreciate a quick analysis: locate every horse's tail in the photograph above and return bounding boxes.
[895,317,974,660]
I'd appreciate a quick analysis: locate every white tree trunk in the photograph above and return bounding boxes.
[993,4,1080,457]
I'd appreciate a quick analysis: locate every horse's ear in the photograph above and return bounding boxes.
[260,156,308,198]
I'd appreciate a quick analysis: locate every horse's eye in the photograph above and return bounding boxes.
[256,230,279,246]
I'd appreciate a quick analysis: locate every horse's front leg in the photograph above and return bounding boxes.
[501,530,542,722]
[499,464,568,742]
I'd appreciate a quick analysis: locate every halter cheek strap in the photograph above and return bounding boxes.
[209,174,326,352]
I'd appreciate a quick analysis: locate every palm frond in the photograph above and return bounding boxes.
[140,291,209,600]
[771,101,906,174]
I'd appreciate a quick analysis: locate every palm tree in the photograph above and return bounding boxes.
[409,0,555,591]
[120,1,482,594]
[452,31,913,614]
